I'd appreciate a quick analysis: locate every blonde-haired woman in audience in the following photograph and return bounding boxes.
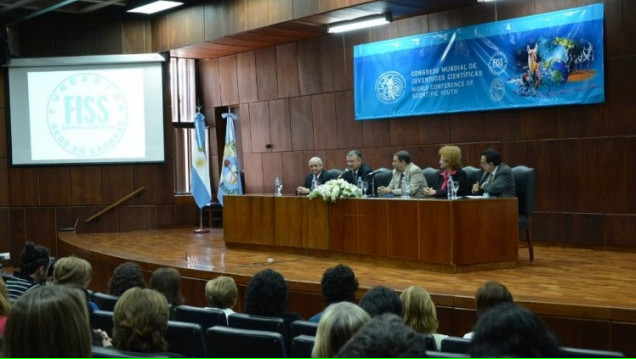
[0,277,11,335]
[3,285,92,357]
[113,287,170,353]
[400,285,448,350]
[312,301,371,358]
[53,256,98,310]
[205,275,237,321]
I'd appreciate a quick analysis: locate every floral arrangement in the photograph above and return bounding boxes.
[308,178,363,203]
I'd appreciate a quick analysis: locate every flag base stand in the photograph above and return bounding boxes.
[193,208,210,234]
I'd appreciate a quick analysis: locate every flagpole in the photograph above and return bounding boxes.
[193,207,210,234]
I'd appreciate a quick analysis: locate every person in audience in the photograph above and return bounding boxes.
[150,267,185,308]
[107,261,146,296]
[342,150,373,188]
[309,263,359,323]
[464,280,514,339]
[205,275,238,320]
[334,313,428,357]
[5,241,51,302]
[312,301,370,357]
[471,147,516,197]
[358,285,403,317]
[377,150,428,198]
[423,145,470,198]
[469,302,561,357]
[3,285,92,357]
[112,287,170,353]
[400,285,448,350]
[53,256,98,310]
[297,157,333,195]
[244,268,303,325]
[0,277,11,335]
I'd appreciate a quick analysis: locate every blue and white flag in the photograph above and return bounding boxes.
[217,111,243,205]
[190,112,211,209]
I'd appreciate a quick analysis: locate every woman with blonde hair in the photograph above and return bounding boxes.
[400,285,448,350]
[312,301,370,357]
[205,275,237,320]
[423,145,470,198]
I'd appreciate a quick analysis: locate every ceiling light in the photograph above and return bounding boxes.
[128,1,183,15]
[328,14,392,34]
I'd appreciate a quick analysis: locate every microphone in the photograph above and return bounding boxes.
[338,168,350,179]
[366,169,381,177]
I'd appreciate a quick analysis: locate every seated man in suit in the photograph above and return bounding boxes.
[342,150,373,185]
[377,150,427,198]
[297,157,333,195]
[471,148,516,197]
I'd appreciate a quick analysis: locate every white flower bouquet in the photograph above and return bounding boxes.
[308,178,363,203]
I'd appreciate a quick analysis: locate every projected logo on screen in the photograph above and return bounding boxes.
[46,73,128,157]
[375,71,406,104]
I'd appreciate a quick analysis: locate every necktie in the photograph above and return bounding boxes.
[488,173,494,184]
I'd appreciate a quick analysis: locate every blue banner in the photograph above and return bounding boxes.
[354,4,604,120]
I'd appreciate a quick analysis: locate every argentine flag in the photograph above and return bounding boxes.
[190,112,211,208]
[217,111,243,205]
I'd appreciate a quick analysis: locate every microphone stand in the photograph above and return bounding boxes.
[366,172,377,197]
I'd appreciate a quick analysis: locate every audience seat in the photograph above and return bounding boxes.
[165,320,207,358]
[289,320,318,338]
[512,165,536,261]
[371,168,392,195]
[327,168,343,179]
[440,336,471,354]
[174,305,228,328]
[560,346,625,358]
[290,334,315,358]
[462,166,481,187]
[228,312,287,341]
[422,167,439,187]
[206,326,286,358]
[90,310,114,337]
[91,292,119,311]
[91,346,184,358]
[425,350,469,358]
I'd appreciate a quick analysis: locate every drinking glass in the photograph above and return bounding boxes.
[274,177,283,197]
[361,181,369,198]
[452,181,460,199]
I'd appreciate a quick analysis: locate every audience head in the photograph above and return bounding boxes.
[53,256,92,288]
[0,277,10,316]
[400,285,439,334]
[308,157,324,176]
[320,264,359,306]
[149,267,184,307]
[312,301,370,358]
[438,145,463,171]
[113,287,170,353]
[205,275,238,309]
[359,285,403,317]
[335,313,428,357]
[18,241,51,282]
[470,302,561,357]
[475,280,513,317]
[108,261,146,296]
[3,285,91,357]
[346,150,363,171]
[245,269,289,316]
[481,148,502,167]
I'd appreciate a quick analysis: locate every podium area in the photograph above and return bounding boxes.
[223,195,518,273]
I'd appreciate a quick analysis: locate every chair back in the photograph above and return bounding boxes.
[91,292,119,311]
[422,167,439,187]
[174,305,228,328]
[425,350,470,358]
[289,320,318,338]
[90,309,114,337]
[559,346,625,358]
[165,320,207,357]
[327,168,343,179]
[290,334,315,358]
[228,312,288,343]
[206,326,286,358]
[440,336,471,354]
[511,165,536,218]
[422,333,437,351]
[372,167,392,187]
[462,166,482,186]
[91,346,183,358]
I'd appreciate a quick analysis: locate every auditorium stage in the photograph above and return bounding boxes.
[57,227,636,355]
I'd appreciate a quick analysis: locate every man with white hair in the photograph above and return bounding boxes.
[296,157,333,195]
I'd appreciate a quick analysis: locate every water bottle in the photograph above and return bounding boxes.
[370,177,375,197]
[400,175,409,199]
[357,176,363,190]
[447,175,455,200]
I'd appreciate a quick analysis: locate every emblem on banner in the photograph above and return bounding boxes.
[375,71,406,104]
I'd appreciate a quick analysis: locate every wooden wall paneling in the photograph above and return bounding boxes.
[428,8,461,32]
[342,31,370,92]
[335,91,360,149]
[0,208,10,252]
[9,167,39,206]
[361,117,391,149]
[559,104,603,138]
[151,16,170,54]
[274,196,305,248]
[535,140,561,212]
[288,289,323,321]
[255,47,279,101]
[268,98,293,152]
[518,108,560,141]
[262,152,284,194]
[624,0,636,55]
[249,101,271,153]
[604,214,636,247]
[541,316,611,350]
[25,207,56,253]
[396,14,427,38]
[235,103,253,159]
[297,38,324,96]
[0,159,10,206]
[203,1,228,40]
[122,19,151,54]
[281,151,304,192]
[242,153,264,193]
[289,96,315,151]
[119,206,151,232]
[503,141,541,170]
[418,201,452,264]
[70,167,102,206]
[356,199,388,254]
[311,93,338,149]
[448,112,480,144]
[9,208,26,267]
[628,137,636,213]
[558,139,582,212]
[495,0,535,21]
[611,321,636,357]
[320,35,347,92]
[460,3,495,26]
[268,0,293,24]
[219,55,240,106]
[533,212,564,242]
[101,166,132,204]
[85,205,119,233]
[306,198,330,250]
[0,111,6,158]
[226,0,248,35]
[0,71,5,107]
[200,59,223,108]
[237,52,259,103]
[167,5,205,49]
[156,204,176,227]
[484,110,522,142]
[369,20,399,43]
[38,167,71,206]
[246,0,270,30]
[604,57,636,136]
[292,0,319,19]
[445,307,476,337]
[562,213,604,245]
[389,117,420,147]
[56,206,88,233]
[275,43,300,98]
[333,200,358,254]
[602,0,622,58]
[580,138,626,213]
[387,200,423,260]
[323,149,345,171]
[535,0,577,13]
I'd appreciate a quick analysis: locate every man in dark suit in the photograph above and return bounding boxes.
[342,150,373,185]
[296,157,332,195]
[472,148,516,198]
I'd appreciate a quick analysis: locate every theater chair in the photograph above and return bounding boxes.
[206,326,286,357]
[422,167,439,187]
[92,292,119,311]
[174,305,228,328]
[289,320,318,338]
[462,165,481,187]
[512,165,536,262]
[290,334,315,358]
[440,336,471,354]
[559,346,625,358]
[90,310,114,337]
[165,320,207,357]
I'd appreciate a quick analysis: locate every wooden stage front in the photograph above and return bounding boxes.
[57,227,636,356]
